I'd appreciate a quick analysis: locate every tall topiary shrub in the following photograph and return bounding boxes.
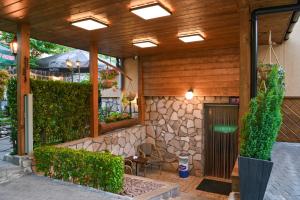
[7,79,92,153]
[240,64,285,160]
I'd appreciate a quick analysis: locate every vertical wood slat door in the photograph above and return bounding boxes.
[204,104,239,179]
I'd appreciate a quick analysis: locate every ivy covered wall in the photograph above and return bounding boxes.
[7,79,91,153]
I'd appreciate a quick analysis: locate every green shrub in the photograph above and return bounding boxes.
[240,64,285,160]
[104,112,131,123]
[34,146,124,193]
[7,79,92,153]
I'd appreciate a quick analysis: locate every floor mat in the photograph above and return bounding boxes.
[196,178,231,196]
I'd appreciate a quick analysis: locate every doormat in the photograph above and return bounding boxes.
[196,178,232,196]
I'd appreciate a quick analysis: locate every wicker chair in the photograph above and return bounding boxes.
[137,143,163,175]
[124,159,133,175]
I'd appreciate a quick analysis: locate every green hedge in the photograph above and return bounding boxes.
[7,79,92,153]
[34,146,124,193]
[7,78,18,153]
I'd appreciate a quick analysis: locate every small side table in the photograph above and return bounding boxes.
[126,156,149,176]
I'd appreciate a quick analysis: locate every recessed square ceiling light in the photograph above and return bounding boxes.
[71,18,108,30]
[130,2,171,20]
[178,34,205,43]
[133,40,158,48]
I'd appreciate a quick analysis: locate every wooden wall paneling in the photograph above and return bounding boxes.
[89,41,99,137]
[17,23,30,155]
[142,48,240,97]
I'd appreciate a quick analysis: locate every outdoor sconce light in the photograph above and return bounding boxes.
[71,17,108,31]
[10,36,18,55]
[185,89,194,100]
[76,60,80,67]
[66,59,73,68]
[130,2,172,20]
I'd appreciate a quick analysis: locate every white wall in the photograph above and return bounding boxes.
[123,58,138,97]
[259,22,300,97]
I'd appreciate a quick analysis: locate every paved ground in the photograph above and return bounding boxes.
[0,175,131,200]
[264,142,300,200]
[0,137,12,160]
[1,139,299,200]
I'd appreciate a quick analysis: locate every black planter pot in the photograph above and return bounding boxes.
[238,156,273,200]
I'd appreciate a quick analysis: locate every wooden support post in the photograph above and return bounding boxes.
[138,58,145,124]
[17,23,30,155]
[89,41,99,137]
[239,2,251,145]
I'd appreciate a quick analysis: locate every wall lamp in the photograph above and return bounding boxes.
[10,36,18,56]
[185,88,194,100]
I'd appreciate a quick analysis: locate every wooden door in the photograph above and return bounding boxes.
[204,104,239,179]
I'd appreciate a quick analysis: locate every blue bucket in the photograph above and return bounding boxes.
[179,165,189,178]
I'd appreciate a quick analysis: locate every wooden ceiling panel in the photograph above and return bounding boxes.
[0,0,297,57]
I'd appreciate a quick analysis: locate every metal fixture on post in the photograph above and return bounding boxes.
[76,60,81,82]
[66,58,73,82]
[251,3,300,98]
[25,94,33,155]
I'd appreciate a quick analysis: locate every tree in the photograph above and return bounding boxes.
[0,70,9,100]
[0,31,71,68]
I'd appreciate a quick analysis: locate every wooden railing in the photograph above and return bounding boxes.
[278,97,300,143]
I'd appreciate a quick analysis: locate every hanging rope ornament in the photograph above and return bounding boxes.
[125,80,136,101]
[258,30,281,92]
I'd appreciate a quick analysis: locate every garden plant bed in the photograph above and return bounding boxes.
[100,118,139,134]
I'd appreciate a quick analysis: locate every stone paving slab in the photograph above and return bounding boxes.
[264,142,300,200]
[0,175,131,200]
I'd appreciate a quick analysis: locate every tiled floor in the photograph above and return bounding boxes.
[145,170,229,200]
[264,142,300,200]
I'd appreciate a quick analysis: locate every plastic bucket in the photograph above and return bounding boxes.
[178,153,189,178]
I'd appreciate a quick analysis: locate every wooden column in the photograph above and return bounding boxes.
[89,41,99,137]
[138,57,145,124]
[239,2,251,142]
[17,23,30,155]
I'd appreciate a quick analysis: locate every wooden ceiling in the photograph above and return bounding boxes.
[0,0,297,58]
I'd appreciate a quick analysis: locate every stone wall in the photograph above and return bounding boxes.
[58,125,146,157]
[145,96,229,176]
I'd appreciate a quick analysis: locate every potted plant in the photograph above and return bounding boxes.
[124,91,136,102]
[239,64,285,200]
[100,69,118,89]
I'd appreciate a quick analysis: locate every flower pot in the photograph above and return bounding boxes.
[238,156,273,200]
[99,118,139,134]
[258,66,271,81]
[101,79,116,89]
